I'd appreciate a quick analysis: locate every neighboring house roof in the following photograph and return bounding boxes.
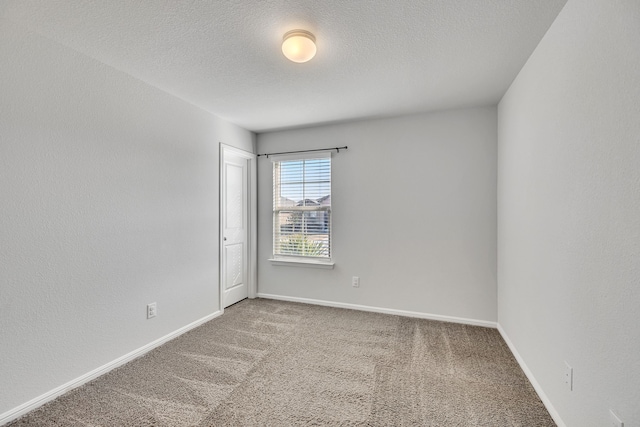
[295,195,330,207]
[317,195,331,206]
[297,199,320,207]
[279,197,296,207]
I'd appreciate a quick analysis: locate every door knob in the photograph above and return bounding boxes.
[223,237,227,241]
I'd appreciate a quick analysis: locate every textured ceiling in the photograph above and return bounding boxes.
[4,0,567,132]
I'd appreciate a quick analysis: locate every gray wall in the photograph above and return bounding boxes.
[257,107,497,323]
[0,18,254,416]
[497,0,640,425]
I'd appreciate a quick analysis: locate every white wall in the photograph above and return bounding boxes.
[497,1,640,426]
[0,18,254,417]
[257,107,497,324]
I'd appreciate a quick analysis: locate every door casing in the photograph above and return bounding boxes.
[219,143,257,312]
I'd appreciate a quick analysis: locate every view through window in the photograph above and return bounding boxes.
[273,155,331,259]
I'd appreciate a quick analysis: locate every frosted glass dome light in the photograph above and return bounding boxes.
[282,30,317,63]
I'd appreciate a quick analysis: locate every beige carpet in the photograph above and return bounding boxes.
[9,299,555,426]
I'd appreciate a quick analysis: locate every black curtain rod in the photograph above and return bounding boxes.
[257,146,348,158]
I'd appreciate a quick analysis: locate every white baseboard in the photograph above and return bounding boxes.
[497,323,566,427]
[0,310,223,426]
[256,293,497,328]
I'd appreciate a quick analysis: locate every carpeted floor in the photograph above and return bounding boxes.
[9,298,555,426]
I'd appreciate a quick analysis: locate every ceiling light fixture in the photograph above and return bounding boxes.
[281,29,316,63]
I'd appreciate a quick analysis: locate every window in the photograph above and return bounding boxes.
[272,153,331,261]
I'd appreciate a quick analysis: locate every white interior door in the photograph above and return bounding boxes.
[221,149,249,308]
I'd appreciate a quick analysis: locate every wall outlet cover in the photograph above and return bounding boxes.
[563,361,573,391]
[147,302,157,319]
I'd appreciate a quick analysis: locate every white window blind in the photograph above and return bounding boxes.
[272,153,331,259]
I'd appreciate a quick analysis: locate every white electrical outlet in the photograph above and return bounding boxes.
[352,276,360,288]
[564,361,573,391]
[610,410,624,427]
[147,302,157,319]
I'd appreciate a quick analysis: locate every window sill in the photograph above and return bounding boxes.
[268,258,335,269]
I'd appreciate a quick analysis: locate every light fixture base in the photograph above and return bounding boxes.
[283,29,316,43]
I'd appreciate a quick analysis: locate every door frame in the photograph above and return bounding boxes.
[219,143,257,313]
